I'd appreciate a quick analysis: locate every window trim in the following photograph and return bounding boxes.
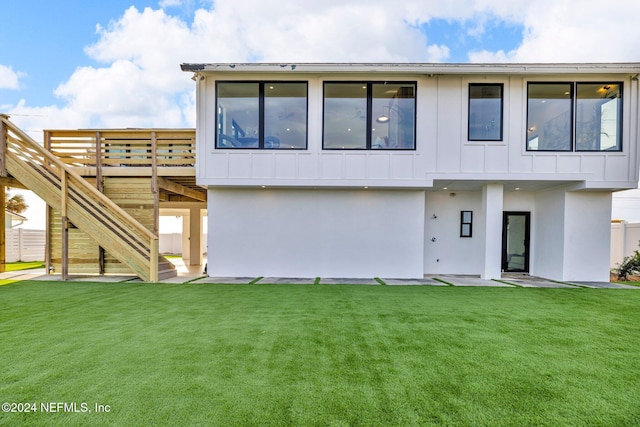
[468,83,504,142]
[526,81,623,152]
[322,81,417,151]
[215,80,309,150]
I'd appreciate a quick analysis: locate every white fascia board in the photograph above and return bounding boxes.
[181,62,640,76]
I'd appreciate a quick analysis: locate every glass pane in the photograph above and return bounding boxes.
[461,223,471,237]
[506,215,527,271]
[462,211,472,223]
[527,83,572,151]
[323,83,367,149]
[264,83,307,149]
[371,83,416,149]
[576,83,621,151]
[216,83,259,148]
[469,84,502,141]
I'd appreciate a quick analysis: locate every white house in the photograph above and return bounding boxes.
[181,63,640,282]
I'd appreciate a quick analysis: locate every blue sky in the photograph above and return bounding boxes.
[1,1,159,107]
[2,0,640,227]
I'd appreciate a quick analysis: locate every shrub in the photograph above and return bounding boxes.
[617,249,640,280]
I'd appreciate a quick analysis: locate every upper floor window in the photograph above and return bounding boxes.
[216,82,307,149]
[323,82,416,150]
[468,83,503,141]
[526,82,622,152]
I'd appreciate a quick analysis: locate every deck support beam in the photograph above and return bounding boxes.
[158,177,206,202]
[95,132,106,275]
[61,171,69,280]
[0,116,7,273]
[0,185,5,273]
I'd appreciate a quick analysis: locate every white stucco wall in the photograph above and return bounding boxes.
[423,191,484,275]
[533,188,566,280]
[207,188,425,278]
[563,191,612,281]
[532,188,612,281]
[192,64,640,281]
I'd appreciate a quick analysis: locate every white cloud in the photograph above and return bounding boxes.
[159,0,183,7]
[5,0,640,136]
[0,64,22,90]
[19,2,452,131]
[468,0,640,62]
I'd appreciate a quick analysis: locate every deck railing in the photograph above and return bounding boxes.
[44,129,196,169]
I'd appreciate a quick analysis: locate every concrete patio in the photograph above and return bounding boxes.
[1,264,638,289]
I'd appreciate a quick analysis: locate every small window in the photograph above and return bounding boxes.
[216,81,307,149]
[323,82,416,150]
[468,84,503,141]
[460,211,473,238]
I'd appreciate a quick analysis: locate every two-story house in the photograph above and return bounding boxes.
[181,63,640,282]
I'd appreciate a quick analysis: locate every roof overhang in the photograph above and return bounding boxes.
[181,62,640,76]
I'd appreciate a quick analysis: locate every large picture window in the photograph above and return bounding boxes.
[468,83,503,141]
[323,82,416,150]
[575,83,622,151]
[216,82,307,149]
[526,82,622,152]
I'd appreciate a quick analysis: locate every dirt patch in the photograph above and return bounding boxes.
[610,272,640,282]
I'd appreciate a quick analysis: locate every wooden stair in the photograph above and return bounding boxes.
[0,115,176,282]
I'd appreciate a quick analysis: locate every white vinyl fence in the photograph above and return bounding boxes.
[611,221,640,268]
[5,228,45,262]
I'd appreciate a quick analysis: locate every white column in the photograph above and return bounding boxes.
[181,215,190,263]
[188,207,202,266]
[481,184,503,279]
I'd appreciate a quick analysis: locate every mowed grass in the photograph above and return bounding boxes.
[4,261,45,272]
[1,282,639,426]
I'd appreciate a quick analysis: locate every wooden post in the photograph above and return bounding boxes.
[61,171,69,280]
[44,131,51,275]
[96,132,105,275]
[45,205,51,274]
[95,131,103,186]
[0,116,7,273]
[150,237,159,282]
[0,185,5,273]
[0,116,7,178]
[151,132,159,282]
[151,131,159,235]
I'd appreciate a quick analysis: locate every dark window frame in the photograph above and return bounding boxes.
[575,81,624,152]
[460,210,473,238]
[526,82,574,152]
[215,80,309,150]
[322,81,417,151]
[526,81,623,152]
[468,83,504,141]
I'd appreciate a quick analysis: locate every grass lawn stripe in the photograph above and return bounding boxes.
[1,282,639,426]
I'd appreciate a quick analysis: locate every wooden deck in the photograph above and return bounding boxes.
[44,129,205,203]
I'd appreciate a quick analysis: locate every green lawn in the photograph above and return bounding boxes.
[1,282,639,426]
[4,261,45,272]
